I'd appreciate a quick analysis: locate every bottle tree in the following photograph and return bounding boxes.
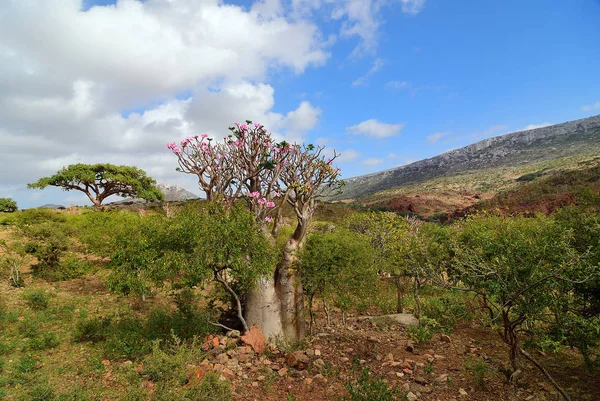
[168,121,341,340]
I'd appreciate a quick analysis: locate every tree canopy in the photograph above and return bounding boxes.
[0,197,18,212]
[28,163,164,207]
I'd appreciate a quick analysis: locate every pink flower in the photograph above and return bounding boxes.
[201,133,208,139]
[248,192,260,198]
[266,201,275,208]
[173,147,182,154]
[240,124,248,131]
[167,142,176,149]
[272,191,281,197]
[265,216,273,223]
[258,198,267,205]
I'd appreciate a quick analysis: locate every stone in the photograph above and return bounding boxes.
[257,375,265,381]
[241,326,266,354]
[459,388,468,396]
[385,353,394,362]
[304,378,313,385]
[434,354,446,360]
[403,368,413,375]
[285,351,310,370]
[406,392,418,401]
[441,334,451,343]
[437,374,449,383]
[252,381,259,388]
[216,353,229,364]
[414,376,428,385]
[278,367,288,377]
[212,337,220,348]
[226,330,241,338]
[237,346,253,354]
[314,349,321,356]
[313,358,326,369]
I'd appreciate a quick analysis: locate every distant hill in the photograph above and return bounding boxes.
[331,114,600,201]
[156,183,199,202]
[107,183,199,205]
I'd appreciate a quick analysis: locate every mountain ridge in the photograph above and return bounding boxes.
[331,114,600,201]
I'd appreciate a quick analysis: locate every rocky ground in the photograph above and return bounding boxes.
[129,316,598,401]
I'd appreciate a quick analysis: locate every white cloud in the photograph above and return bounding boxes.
[582,101,600,111]
[347,119,404,138]
[352,57,385,86]
[0,0,330,208]
[400,0,426,15]
[426,131,449,144]
[293,0,425,58]
[386,80,409,89]
[517,123,552,132]
[361,157,384,166]
[388,153,397,159]
[336,149,361,163]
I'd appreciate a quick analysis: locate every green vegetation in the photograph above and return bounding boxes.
[1,153,599,400]
[28,163,164,207]
[0,198,17,213]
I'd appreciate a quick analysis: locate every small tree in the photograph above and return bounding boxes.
[28,164,164,207]
[299,228,378,332]
[344,212,411,313]
[0,197,17,212]
[169,121,341,340]
[451,213,596,401]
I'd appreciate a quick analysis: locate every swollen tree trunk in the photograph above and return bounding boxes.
[244,274,283,339]
[276,230,307,341]
[244,218,308,342]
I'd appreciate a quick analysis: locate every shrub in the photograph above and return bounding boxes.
[25,332,60,351]
[344,367,399,401]
[466,356,494,388]
[22,289,50,310]
[72,317,110,343]
[407,317,439,344]
[0,198,17,213]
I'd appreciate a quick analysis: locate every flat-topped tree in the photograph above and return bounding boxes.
[28,163,164,207]
[169,121,341,340]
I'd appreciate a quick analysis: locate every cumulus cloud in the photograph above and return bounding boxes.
[347,119,404,138]
[581,101,600,111]
[361,157,384,166]
[292,0,425,57]
[426,131,450,144]
[0,0,329,208]
[336,149,361,163]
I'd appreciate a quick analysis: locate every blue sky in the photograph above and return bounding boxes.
[1,0,599,208]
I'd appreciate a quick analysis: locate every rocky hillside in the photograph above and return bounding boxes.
[107,183,199,205]
[156,183,199,202]
[332,114,600,201]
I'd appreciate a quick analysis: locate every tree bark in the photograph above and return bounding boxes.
[245,274,284,339]
[276,236,306,341]
[395,276,404,313]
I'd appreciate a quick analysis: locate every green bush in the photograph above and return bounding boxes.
[0,198,17,213]
[72,317,111,343]
[24,332,60,351]
[407,317,439,344]
[22,289,51,310]
[344,367,399,401]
